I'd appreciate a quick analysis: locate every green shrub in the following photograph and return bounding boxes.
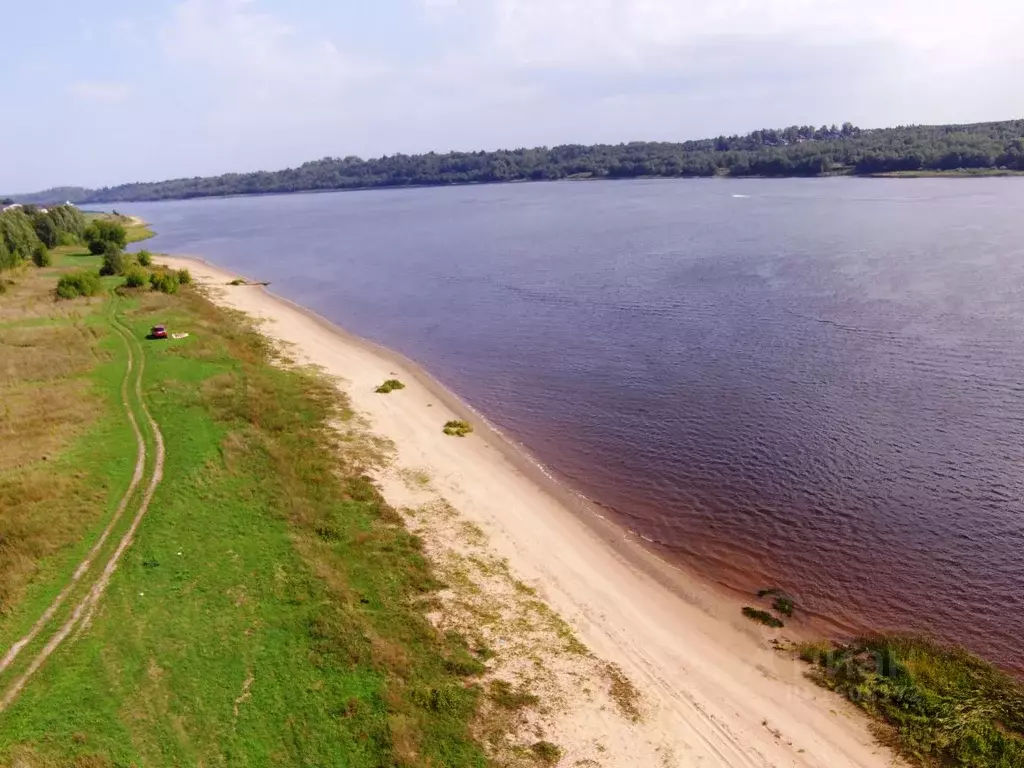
[99,242,125,276]
[84,219,127,254]
[442,420,473,437]
[742,607,784,628]
[31,243,51,267]
[229,278,247,286]
[530,741,562,765]
[801,636,1024,768]
[375,379,406,394]
[123,268,148,288]
[56,270,102,299]
[136,249,152,266]
[177,268,192,285]
[149,271,179,294]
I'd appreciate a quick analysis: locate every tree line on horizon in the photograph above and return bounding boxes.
[15,118,1024,205]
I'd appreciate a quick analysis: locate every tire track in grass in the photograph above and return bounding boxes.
[0,303,147,679]
[0,308,167,713]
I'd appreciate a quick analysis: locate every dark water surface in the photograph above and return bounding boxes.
[123,179,1024,674]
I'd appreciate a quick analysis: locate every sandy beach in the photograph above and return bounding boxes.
[159,255,898,768]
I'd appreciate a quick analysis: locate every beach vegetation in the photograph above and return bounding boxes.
[742,607,784,628]
[122,268,148,289]
[443,419,473,437]
[55,269,102,299]
[376,378,406,393]
[149,270,179,294]
[604,662,642,722]
[530,741,563,765]
[176,268,192,285]
[99,241,125,276]
[800,635,1024,768]
[1,263,493,766]
[772,596,794,616]
[31,243,51,267]
[488,679,540,711]
[229,277,247,285]
[136,249,152,267]
[84,219,126,254]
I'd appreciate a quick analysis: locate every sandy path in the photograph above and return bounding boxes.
[0,311,166,713]
[162,256,899,768]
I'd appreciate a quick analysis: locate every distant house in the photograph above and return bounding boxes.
[2,203,22,212]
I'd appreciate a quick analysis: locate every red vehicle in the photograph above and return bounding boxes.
[151,325,168,340]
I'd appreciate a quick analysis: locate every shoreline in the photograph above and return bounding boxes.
[163,255,809,630]
[159,253,900,767]
[70,169,1024,208]
[164,255,870,644]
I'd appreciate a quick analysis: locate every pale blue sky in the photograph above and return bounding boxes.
[2,0,1021,192]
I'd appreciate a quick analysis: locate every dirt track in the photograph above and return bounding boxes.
[0,307,166,713]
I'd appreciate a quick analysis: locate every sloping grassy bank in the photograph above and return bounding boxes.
[0,259,490,765]
[800,636,1024,767]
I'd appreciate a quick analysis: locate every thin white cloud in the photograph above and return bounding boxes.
[489,0,1024,73]
[159,0,377,93]
[68,81,133,104]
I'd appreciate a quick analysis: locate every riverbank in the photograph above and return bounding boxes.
[1,248,504,764]
[158,254,900,767]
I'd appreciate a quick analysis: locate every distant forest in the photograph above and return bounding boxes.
[18,119,1024,204]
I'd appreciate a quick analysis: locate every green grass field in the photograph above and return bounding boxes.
[0,252,492,766]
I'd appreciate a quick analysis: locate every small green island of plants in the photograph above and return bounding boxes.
[741,607,784,628]
[375,378,406,393]
[443,419,473,437]
[742,587,795,627]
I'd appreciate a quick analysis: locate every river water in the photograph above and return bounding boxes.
[121,178,1024,674]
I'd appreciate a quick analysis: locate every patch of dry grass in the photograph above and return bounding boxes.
[0,469,106,614]
[0,323,103,385]
[0,265,116,616]
[603,663,642,723]
[0,263,102,325]
[391,484,650,766]
[398,467,432,490]
[0,380,95,471]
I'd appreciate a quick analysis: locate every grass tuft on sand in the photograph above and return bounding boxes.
[443,420,473,437]
[742,607,784,628]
